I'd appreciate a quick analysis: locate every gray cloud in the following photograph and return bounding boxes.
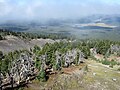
[0,0,120,22]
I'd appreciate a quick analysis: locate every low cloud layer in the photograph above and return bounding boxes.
[0,0,120,22]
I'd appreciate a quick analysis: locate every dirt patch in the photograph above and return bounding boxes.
[0,36,58,53]
[24,63,86,90]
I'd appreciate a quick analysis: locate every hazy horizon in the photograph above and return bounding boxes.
[0,0,120,23]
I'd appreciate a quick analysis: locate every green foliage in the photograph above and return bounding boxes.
[109,64,113,68]
[0,35,4,40]
[111,60,117,66]
[55,64,61,71]
[101,59,117,67]
[0,49,32,76]
[117,63,120,65]
[101,59,111,65]
[84,65,88,72]
[1,55,10,74]
[12,50,20,59]
[118,67,120,71]
[37,69,47,82]
[0,51,3,59]
[35,57,41,70]
[33,45,41,55]
[17,87,24,90]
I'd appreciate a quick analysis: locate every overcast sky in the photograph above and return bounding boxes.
[0,0,120,22]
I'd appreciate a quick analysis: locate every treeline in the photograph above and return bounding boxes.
[0,29,73,40]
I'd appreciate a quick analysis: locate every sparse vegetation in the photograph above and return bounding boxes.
[118,67,120,71]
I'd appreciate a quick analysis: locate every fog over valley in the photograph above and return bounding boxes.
[0,0,120,22]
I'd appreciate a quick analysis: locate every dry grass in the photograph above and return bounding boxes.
[23,60,120,90]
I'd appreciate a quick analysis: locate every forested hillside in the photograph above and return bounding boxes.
[0,30,120,89]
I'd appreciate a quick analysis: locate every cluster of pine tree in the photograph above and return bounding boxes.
[31,40,120,81]
[0,39,120,81]
[0,29,73,40]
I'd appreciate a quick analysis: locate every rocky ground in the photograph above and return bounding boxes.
[0,35,59,53]
[24,59,120,90]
